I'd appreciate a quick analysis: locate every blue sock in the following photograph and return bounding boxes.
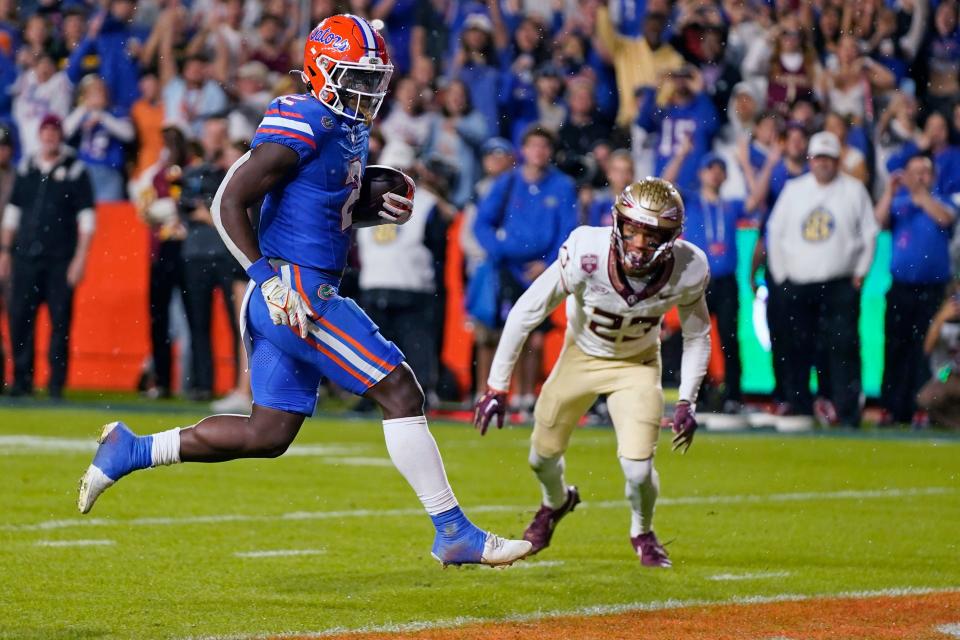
[430,506,487,564]
[132,435,153,471]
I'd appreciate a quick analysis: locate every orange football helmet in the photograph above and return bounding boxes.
[302,14,393,122]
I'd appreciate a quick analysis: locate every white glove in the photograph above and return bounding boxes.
[260,275,316,338]
[378,173,415,224]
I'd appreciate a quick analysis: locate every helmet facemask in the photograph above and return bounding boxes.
[613,216,679,277]
[314,55,393,122]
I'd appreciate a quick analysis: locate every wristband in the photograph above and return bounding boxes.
[246,257,275,286]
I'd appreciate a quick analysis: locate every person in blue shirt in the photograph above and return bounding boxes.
[665,147,761,412]
[474,125,578,414]
[66,0,145,114]
[63,75,134,202]
[875,155,957,426]
[636,66,719,193]
[77,14,531,569]
[586,149,634,227]
[887,111,960,205]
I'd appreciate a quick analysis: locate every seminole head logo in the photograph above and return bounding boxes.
[801,207,835,242]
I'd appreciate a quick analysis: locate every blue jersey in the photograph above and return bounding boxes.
[251,94,370,274]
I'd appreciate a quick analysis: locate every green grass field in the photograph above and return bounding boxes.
[1,405,958,639]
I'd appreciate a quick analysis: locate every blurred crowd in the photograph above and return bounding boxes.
[0,0,959,427]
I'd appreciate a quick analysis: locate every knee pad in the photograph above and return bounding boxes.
[619,456,654,487]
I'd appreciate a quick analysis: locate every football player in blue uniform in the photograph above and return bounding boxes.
[78,14,532,568]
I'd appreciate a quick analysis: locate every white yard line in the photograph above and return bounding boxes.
[234,549,326,558]
[35,539,115,547]
[936,623,960,638]
[5,486,953,533]
[708,571,792,581]
[185,586,960,639]
[513,560,564,570]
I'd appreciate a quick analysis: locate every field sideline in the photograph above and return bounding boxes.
[1,405,958,640]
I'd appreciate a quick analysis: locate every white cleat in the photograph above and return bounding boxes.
[77,465,115,515]
[77,422,132,514]
[480,533,533,568]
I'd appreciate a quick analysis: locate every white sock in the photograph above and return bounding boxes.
[382,416,458,515]
[151,428,181,467]
[529,445,566,508]
[620,456,658,537]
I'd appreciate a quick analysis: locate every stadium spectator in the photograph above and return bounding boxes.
[371,0,418,75]
[178,117,236,401]
[875,155,956,426]
[161,53,229,140]
[665,142,762,415]
[225,61,273,142]
[210,140,254,414]
[248,14,293,75]
[749,122,810,410]
[593,6,683,127]
[924,1,960,117]
[874,92,922,195]
[0,125,12,392]
[744,16,820,115]
[358,155,457,407]
[473,125,577,415]
[821,35,895,126]
[0,114,94,399]
[130,69,166,180]
[11,50,72,159]
[378,76,430,167]
[130,124,191,400]
[421,79,486,208]
[586,148,633,227]
[823,111,869,186]
[887,112,960,205]
[916,284,960,429]
[449,13,501,139]
[766,131,879,428]
[65,0,144,114]
[461,137,516,275]
[63,75,135,203]
[636,65,719,193]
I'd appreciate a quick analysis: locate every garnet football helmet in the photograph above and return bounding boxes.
[302,14,393,122]
[611,177,684,275]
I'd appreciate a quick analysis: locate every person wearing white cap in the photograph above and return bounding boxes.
[765,131,879,429]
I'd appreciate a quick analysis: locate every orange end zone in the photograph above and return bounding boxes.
[289,591,960,640]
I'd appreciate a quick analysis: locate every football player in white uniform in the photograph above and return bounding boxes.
[474,177,711,567]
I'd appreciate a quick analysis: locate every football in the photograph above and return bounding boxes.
[353,165,413,228]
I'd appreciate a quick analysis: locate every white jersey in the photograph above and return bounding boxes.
[488,226,712,404]
[558,226,709,359]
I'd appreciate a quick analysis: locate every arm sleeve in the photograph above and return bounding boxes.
[66,38,96,85]
[595,6,618,54]
[677,292,711,406]
[487,260,569,390]
[99,111,135,142]
[251,101,316,164]
[854,184,879,279]
[1,204,20,231]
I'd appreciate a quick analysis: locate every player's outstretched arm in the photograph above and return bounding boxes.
[671,294,712,453]
[212,142,316,338]
[474,261,568,434]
